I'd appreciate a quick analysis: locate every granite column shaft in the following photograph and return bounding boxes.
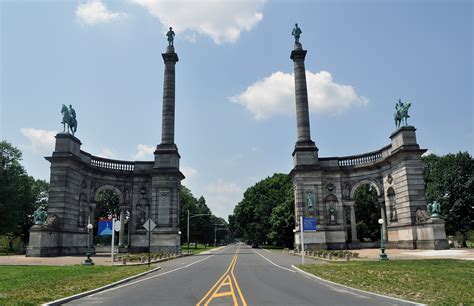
[291,46,311,143]
[161,50,179,144]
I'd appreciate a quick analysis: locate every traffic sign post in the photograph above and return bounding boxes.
[300,216,305,264]
[143,219,156,267]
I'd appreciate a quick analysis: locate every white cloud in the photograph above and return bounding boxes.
[132,0,264,44]
[422,150,434,157]
[132,144,155,160]
[182,166,198,179]
[76,0,127,26]
[203,179,243,219]
[97,148,117,159]
[230,70,368,120]
[20,128,56,153]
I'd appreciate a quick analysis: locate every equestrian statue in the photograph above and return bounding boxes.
[61,104,77,135]
[394,99,411,128]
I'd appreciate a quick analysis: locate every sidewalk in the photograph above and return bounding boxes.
[0,253,183,266]
[356,248,474,260]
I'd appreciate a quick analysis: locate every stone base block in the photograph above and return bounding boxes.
[27,228,90,257]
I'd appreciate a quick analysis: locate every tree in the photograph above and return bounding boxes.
[0,140,48,242]
[423,152,474,245]
[354,184,380,242]
[268,188,295,248]
[179,186,223,246]
[95,189,120,219]
[229,173,294,247]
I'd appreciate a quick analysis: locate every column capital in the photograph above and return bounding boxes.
[162,52,179,63]
[290,49,307,61]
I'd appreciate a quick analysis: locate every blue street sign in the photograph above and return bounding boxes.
[303,217,317,231]
[98,220,113,236]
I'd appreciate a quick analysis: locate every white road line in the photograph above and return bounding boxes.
[88,245,232,297]
[253,249,296,273]
[263,248,272,253]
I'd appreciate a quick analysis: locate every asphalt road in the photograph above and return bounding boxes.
[66,244,414,306]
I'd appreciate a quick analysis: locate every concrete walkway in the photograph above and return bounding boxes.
[0,253,174,266]
[356,248,474,260]
[1,248,473,266]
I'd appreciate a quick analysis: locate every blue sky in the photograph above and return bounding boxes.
[1,0,472,220]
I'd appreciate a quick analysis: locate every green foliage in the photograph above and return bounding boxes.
[179,187,226,246]
[0,140,49,242]
[423,152,474,245]
[229,173,294,247]
[0,235,10,254]
[354,184,380,241]
[95,189,120,219]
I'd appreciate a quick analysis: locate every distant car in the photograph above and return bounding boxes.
[251,244,259,248]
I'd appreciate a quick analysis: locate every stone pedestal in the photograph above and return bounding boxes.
[27,225,90,257]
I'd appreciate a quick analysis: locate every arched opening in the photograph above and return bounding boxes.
[94,188,121,248]
[353,184,381,243]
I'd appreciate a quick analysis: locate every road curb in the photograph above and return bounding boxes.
[291,264,425,306]
[42,266,162,306]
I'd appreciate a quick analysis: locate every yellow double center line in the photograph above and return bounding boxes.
[196,248,247,306]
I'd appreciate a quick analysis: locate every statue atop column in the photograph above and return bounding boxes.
[166,27,175,46]
[292,23,302,43]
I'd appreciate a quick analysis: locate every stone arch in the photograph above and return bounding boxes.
[94,185,124,204]
[350,179,382,199]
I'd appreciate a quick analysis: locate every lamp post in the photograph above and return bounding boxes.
[378,218,388,261]
[187,210,212,253]
[178,230,182,253]
[83,223,94,266]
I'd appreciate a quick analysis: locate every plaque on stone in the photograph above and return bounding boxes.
[158,188,171,225]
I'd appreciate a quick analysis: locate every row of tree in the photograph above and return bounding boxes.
[179,186,228,246]
[229,173,294,248]
[423,152,473,245]
[0,141,49,243]
[229,152,473,247]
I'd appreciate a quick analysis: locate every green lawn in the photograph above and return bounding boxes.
[298,259,474,305]
[0,265,149,305]
[181,244,219,254]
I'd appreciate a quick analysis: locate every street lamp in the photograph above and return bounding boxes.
[177,230,182,254]
[378,218,388,261]
[83,223,94,266]
[187,210,212,253]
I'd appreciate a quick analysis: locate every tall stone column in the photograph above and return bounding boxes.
[147,43,184,254]
[290,42,318,166]
[160,46,179,145]
[154,45,181,168]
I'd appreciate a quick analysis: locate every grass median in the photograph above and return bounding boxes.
[0,265,150,305]
[298,259,474,305]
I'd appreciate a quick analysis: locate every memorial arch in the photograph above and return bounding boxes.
[289,36,448,250]
[27,44,184,256]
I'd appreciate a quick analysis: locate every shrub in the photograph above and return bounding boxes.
[0,235,11,254]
